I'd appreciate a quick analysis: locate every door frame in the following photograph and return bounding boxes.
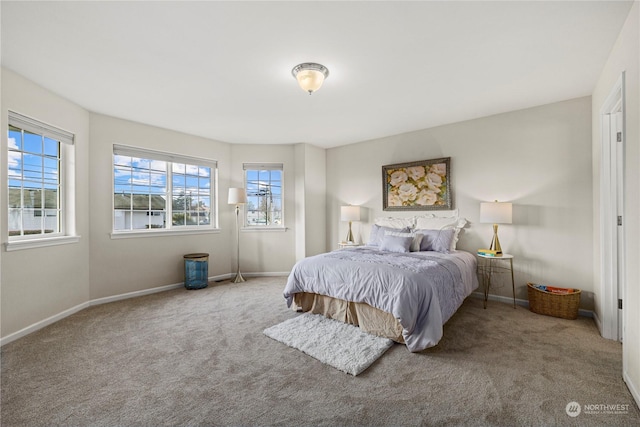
[598,72,625,342]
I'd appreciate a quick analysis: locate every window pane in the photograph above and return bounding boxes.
[185,164,199,176]
[185,176,198,192]
[173,175,185,193]
[114,193,132,210]
[172,163,185,174]
[44,138,59,157]
[8,151,22,179]
[172,212,186,226]
[44,209,59,233]
[8,209,21,236]
[8,126,22,150]
[131,157,150,170]
[23,131,42,154]
[44,189,59,209]
[23,209,42,234]
[114,155,132,167]
[23,154,43,182]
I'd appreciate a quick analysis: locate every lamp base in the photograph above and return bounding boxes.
[489,224,503,254]
[345,221,354,243]
[232,271,246,283]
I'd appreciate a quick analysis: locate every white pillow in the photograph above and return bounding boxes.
[374,216,416,229]
[386,231,423,252]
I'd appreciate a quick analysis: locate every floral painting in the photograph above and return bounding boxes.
[382,158,451,211]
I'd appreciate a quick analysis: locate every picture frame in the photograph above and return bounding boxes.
[382,157,452,211]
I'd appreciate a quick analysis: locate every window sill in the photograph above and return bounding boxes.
[5,235,81,252]
[241,227,288,232]
[110,228,221,239]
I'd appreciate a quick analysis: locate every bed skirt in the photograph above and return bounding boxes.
[292,292,405,344]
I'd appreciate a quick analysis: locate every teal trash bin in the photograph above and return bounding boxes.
[184,253,209,289]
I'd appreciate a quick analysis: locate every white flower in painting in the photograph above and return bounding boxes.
[388,193,402,207]
[389,170,408,187]
[430,163,446,176]
[426,172,443,191]
[416,189,438,206]
[397,183,418,202]
[406,166,426,181]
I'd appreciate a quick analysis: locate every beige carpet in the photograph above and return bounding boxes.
[1,276,639,426]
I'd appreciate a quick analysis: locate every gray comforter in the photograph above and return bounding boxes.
[284,247,478,352]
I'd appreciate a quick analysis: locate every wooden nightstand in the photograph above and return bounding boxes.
[476,253,515,309]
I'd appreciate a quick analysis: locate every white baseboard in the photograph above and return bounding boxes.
[89,283,184,306]
[243,271,290,277]
[593,309,603,334]
[0,301,90,347]
[623,370,640,411]
[471,291,594,318]
[1,272,288,347]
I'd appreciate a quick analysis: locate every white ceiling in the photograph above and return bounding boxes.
[1,1,634,148]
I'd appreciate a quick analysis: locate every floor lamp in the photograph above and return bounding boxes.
[228,188,247,283]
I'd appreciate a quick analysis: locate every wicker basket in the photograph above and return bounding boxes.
[527,283,581,320]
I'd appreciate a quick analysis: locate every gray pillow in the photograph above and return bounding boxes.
[368,225,410,246]
[417,228,455,253]
[379,233,412,253]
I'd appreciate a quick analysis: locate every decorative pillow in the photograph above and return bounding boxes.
[414,216,467,250]
[368,224,410,247]
[386,231,423,252]
[379,233,413,253]
[374,216,415,229]
[417,229,456,253]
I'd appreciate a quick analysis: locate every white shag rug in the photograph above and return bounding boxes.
[263,313,394,376]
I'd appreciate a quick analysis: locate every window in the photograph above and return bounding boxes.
[113,145,217,232]
[243,163,283,227]
[7,112,74,240]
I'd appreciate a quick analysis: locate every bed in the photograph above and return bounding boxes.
[283,217,478,352]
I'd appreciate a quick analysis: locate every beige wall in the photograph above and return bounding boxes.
[294,143,327,261]
[326,97,594,308]
[1,69,91,336]
[229,144,298,273]
[592,0,640,407]
[88,113,233,300]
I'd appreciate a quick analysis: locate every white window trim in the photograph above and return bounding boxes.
[112,144,219,233]
[241,226,288,232]
[5,235,81,252]
[110,228,220,239]
[6,111,77,248]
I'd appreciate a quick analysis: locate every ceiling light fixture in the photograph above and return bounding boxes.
[291,62,329,95]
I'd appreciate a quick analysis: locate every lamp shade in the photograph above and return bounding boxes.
[480,201,512,224]
[228,188,247,205]
[340,205,361,222]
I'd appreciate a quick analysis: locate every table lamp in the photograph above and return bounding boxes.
[480,200,512,254]
[340,205,361,243]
